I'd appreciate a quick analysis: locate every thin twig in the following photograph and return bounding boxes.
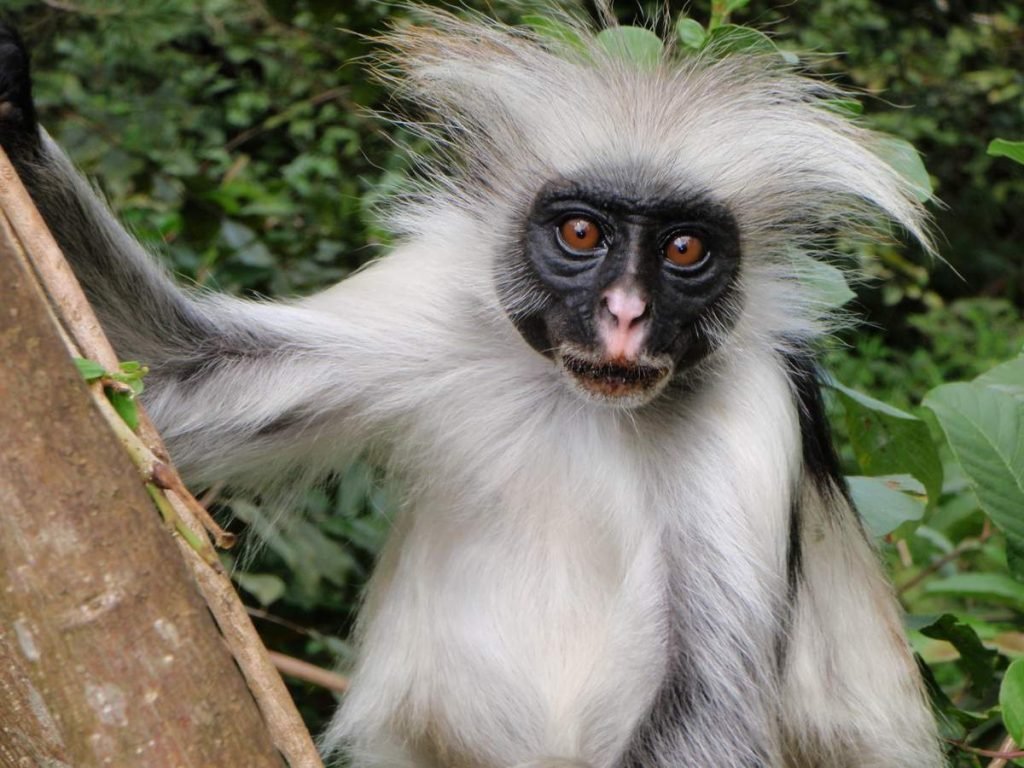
[247,606,319,638]
[40,0,141,15]
[0,151,118,369]
[145,482,214,564]
[946,737,1024,760]
[247,608,352,693]
[897,528,992,595]
[987,733,1019,768]
[268,651,350,695]
[170,493,323,764]
[197,481,226,509]
[165,473,237,549]
[223,87,349,154]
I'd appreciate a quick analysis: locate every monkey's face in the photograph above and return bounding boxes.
[504,176,743,408]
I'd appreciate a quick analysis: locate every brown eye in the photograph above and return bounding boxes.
[558,217,602,252]
[664,233,706,267]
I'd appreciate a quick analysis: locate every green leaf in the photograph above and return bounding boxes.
[110,360,147,395]
[847,475,926,537]
[1008,537,1024,581]
[924,382,1024,554]
[522,14,586,52]
[1003,659,1024,743]
[596,27,664,69]
[777,48,800,66]
[74,358,145,429]
[700,24,798,63]
[675,17,707,50]
[221,219,275,268]
[832,381,944,505]
[916,655,988,737]
[74,357,107,381]
[825,98,864,117]
[234,572,287,607]
[709,0,752,20]
[107,389,140,431]
[919,614,998,698]
[975,354,1024,399]
[833,381,919,420]
[924,573,1024,609]
[705,24,775,55]
[875,137,933,203]
[336,461,374,519]
[290,518,358,589]
[231,500,293,561]
[792,253,855,310]
[988,138,1024,166]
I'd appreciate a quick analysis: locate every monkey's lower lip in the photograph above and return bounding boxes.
[561,354,670,398]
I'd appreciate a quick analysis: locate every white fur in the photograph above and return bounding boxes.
[310,240,794,765]
[20,7,944,767]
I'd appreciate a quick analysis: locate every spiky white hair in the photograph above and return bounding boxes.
[375,8,932,353]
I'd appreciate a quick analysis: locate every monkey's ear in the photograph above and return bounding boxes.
[0,23,40,156]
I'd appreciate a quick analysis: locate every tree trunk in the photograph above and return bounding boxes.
[0,206,286,766]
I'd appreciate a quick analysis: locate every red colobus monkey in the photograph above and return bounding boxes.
[0,9,942,767]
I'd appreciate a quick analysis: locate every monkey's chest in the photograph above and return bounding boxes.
[368,493,669,767]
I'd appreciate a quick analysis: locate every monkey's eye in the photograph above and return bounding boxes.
[557,216,603,253]
[664,233,707,268]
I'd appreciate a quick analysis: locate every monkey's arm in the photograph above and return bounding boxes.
[766,355,943,767]
[0,32,418,490]
[21,135,420,486]
[780,482,944,768]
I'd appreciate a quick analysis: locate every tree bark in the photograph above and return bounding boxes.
[0,204,286,766]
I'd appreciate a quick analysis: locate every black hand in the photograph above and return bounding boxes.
[0,23,40,156]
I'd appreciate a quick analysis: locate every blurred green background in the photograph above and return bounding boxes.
[5,0,1022,762]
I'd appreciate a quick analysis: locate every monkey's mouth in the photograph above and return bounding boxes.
[559,348,672,403]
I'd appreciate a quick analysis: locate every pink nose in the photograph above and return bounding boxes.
[598,286,649,360]
[603,288,648,329]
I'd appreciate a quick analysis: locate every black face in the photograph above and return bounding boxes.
[500,175,743,406]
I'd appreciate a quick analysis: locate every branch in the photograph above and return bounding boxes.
[987,734,1019,768]
[0,146,323,768]
[897,527,992,596]
[269,652,350,695]
[223,87,349,155]
[945,737,1024,760]
[245,608,351,694]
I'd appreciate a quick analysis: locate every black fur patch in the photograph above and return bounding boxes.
[619,664,770,768]
[775,348,850,671]
[780,349,848,500]
[786,495,804,601]
[0,23,40,155]
[617,659,701,768]
[618,566,775,767]
[775,494,804,672]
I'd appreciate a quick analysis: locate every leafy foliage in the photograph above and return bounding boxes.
[8,0,400,298]
[990,139,1024,166]
[1003,659,1024,744]
[14,0,1024,760]
[74,357,147,429]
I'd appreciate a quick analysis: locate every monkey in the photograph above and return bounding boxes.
[0,9,944,768]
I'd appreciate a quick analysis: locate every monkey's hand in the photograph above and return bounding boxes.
[0,24,40,159]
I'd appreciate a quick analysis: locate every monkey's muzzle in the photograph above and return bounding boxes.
[559,348,671,402]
